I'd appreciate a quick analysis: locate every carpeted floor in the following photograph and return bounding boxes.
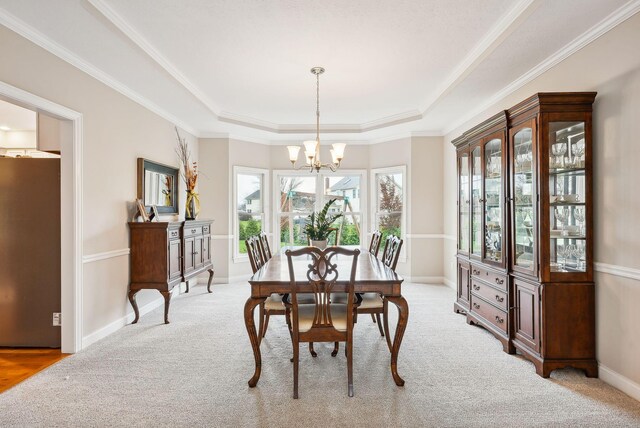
[1,282,640,427]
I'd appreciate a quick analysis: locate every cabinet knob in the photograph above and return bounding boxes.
[495,295,504,303]
[495,315,504,324]
[191,229,197,233]
[193,251,199,255]
[473,303,480,309]
[473,284,480,291]
[495,278,504,285]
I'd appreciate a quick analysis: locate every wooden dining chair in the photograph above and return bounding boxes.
[247,234,317,355]
[381,234,403,271]
[369,230,382,257]
[284,246,361,398]
[333,233,404,356]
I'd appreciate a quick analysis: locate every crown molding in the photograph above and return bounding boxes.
[420,0,540,116]
[442,0,640,135]
[0,6,200,137]
[360,109,423,132]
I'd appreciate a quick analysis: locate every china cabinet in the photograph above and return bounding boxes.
[453,93,597,378]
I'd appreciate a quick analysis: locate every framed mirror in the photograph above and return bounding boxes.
[137,158,179,214]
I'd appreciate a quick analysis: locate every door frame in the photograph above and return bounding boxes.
[0,80,83,354]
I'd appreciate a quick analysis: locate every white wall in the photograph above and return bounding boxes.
[0,129,36,147]
[0,24,198,346]
[442,13,640,393]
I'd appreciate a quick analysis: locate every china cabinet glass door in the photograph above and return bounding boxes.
[483,137,503,265]
[458,151,470,254]
[471,146,482,258]
[548,121,587,273]
[511,123,536,274]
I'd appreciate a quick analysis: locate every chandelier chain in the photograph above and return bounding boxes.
[316,71,320,146]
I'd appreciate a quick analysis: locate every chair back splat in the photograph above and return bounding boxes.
[258,231,272,261]
[246,235,265,274]
[369,230,382,257]
[382,235,403,271]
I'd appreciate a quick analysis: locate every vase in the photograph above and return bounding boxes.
[185,190,200,220]
[311,239,328,250]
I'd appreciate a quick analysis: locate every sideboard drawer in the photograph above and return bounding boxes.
[470,265,507,292]
[184,226,203,237]
[168,229,180,240]
[471,279,508,311]
[470,295,508,334]
[203,225,210,234]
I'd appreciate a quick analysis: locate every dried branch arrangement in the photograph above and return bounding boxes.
[175,126,198,191]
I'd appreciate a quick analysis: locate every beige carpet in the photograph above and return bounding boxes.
[1,282,640,427]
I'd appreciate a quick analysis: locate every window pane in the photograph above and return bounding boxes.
[237,174,261,213]
[237,173,262,255]
[323,175,361,213]
[279,215,310,247]
[332,214,361,246]
[378,212,401,238]
[377,173,403,212]
[238,215,262,253]
[279,176,316,213]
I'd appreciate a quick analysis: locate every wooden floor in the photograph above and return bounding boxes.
[0,348,68,394]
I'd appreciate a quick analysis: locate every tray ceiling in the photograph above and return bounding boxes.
[0,0,637,142]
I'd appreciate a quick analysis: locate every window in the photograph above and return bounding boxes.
[371,166,406,255]
[274,170,367,249]
[234,166,269,260]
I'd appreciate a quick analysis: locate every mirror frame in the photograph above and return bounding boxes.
[137,158,180,215]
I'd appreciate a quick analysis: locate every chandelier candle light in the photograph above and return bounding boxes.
[287,67,346,172]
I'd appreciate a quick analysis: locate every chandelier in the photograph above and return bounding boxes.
[287,67,346,172]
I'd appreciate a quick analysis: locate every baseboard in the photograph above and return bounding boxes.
[406,276,445,284]
[201,274,250,285]
[599,363,640,402]
[81,291,174,349]
[443,277,455,289]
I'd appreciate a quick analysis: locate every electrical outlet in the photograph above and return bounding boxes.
[53,312,62,326]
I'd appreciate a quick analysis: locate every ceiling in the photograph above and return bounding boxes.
[0,0,638,142]
[0,98,36,131]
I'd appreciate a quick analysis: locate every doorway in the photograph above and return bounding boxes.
[0,80,83,354]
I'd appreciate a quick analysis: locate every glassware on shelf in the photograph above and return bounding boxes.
[572,139,586,168]
[577,244,586,270]
[551,143,567,168]
[565,244,578,270]
[556,181,564,199]
[557,244,568,270]
[554,207,569,235]
[574,207,585,236]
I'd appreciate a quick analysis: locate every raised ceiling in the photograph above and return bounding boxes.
[0,0,638,142]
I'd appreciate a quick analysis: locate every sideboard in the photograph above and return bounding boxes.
[128,220,214,324]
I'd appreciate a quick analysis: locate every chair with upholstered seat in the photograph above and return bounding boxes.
[332,233,403,355]
[284,246,361,398]
[246,234,317,355]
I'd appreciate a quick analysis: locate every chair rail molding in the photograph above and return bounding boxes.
[83,248,130,264]
[595,262,640,283]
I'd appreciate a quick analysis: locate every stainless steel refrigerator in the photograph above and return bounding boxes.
[0,158,61,347]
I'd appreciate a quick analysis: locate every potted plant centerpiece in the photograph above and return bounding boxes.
[303,199,343,249]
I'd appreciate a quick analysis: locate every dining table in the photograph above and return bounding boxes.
[245,250,409,387]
